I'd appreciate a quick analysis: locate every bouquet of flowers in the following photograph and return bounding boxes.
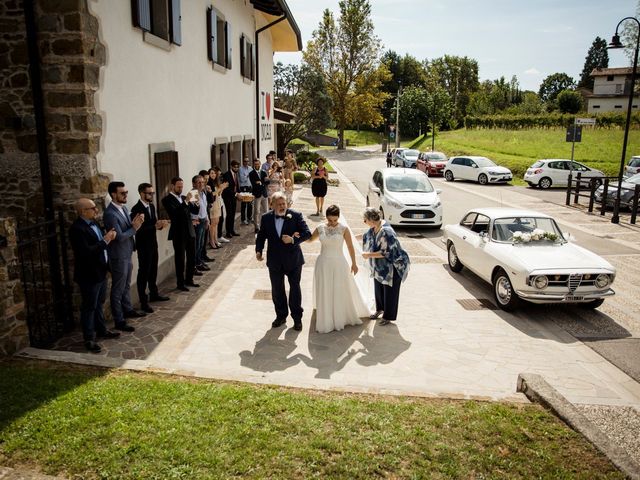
[512,228,559,243]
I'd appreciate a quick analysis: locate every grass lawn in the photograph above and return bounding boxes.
[409,128,640,183]
[324,129,384,146]
[0,360,624,479]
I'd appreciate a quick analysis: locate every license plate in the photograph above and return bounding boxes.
[564,295,584,301]
[412,213,426,219]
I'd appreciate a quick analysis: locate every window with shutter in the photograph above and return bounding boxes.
[207,6,231,71]
[131,0,181,47]
[240,36,245,78]
[240,34,254,81]
[207,7,218,63]
[154,150,179,219]
[225,22,232,69]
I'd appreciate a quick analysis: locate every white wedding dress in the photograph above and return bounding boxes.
[313,223,373,333]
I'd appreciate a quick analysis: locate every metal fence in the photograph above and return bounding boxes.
[566,173,639,225]
[17,211,74,347]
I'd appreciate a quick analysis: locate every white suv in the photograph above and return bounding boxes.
[444,156,512,185]
[625,156,640,178]
[524,159,604,189]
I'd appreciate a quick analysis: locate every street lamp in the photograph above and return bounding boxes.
[608,17,639,224]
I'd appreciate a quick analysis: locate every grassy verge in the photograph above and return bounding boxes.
[0,360,623,479]
[324,129,384,146]
[410,128,640,181]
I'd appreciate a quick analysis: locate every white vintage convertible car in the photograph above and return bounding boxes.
[443,208,616,311]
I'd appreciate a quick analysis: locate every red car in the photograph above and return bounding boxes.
[417,151,448,176]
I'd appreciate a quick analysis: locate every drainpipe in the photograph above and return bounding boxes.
[255,14,287,160]
[23,0,54,222]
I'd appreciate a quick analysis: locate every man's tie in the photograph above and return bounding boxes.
[275,214,285,219]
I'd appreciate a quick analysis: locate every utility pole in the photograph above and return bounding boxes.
[395,84,401,148]
[431,97,436,151]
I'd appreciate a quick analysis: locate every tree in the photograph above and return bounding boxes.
[467,76,522,116]
[557,90,583,114]
[304,0,384,149]
[578,37,609,90]
[621,2,640,64]
[380,51,428,125]
[273,62,332,156]
[504,91,544,115]
[398,85,430,137]
[538,73,576,103]
[426,55,479,126]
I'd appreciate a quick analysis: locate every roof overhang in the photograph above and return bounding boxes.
[274,107,296,124]
[252,0,302,52]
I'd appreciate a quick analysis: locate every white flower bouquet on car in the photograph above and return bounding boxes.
[512,228,559,243]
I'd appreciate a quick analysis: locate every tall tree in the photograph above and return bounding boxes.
[273,62,332,156]
[621,3,640,64]
[380,51,428,124]
[557,90,583,114]
[538,73,576,103]
[304,0,383,149]
[426,55,479,126]
[578,37,609,90]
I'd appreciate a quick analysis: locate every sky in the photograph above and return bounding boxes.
[274,0,638,92]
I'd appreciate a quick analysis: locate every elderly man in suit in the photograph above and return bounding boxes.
[131,182,170,314]
[256,191,311,331]
[69,198,121,353]
[104,181,144,332]
[162,176,200,291]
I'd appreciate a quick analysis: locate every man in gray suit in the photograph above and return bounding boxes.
[104,181,144,332]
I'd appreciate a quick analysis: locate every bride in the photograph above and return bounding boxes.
[308,205,372,333]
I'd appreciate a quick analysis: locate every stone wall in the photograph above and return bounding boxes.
[0,0,108,222]
[0,217,28,355]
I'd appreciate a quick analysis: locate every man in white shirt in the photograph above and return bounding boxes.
[239,157,253,225]
[191,174,210,273]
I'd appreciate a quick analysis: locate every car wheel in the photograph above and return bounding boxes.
[444,170,454,182]
[447,242,463,273]
[583,298,605,309]
[538,177,552,189]
[492,268,520,311]
[478,173,488,185]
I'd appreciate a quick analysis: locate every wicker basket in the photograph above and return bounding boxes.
[238,193,255,203]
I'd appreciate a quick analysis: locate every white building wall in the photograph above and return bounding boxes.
[588,96,639,114]
[88,0,277,288]
[593,74,627,96]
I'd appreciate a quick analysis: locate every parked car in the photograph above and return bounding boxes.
[389,147,406,166]
[594,173,640,209]
[443,208,616,311]
[444,156,512,185]
[367,168,443,227]
[625,156,640,178]
[417,151,448,176]
[394,149,420,168]
[523,159,605,189]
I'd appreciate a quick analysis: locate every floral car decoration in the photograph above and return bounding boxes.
[442,207,616,311]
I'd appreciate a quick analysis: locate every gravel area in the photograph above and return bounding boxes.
[575,404,640,466]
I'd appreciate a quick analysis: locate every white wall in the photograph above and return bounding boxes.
[593,75,627,96]
[588,96,639,114]
[89,0,277,285]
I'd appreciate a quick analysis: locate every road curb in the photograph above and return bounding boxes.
[517,373,640,479]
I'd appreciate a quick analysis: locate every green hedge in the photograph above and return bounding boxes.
[464,112,640,130]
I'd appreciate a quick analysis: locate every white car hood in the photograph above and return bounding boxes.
[387,191,439,205]
[481,166,511,174]
[499,242,614,271]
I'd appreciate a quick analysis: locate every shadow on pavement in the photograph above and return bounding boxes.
[239,327,302,373]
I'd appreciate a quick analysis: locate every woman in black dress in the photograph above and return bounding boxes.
[311,157,329,216]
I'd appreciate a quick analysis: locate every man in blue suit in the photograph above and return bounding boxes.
[103,181,145,332]
[256,192,311,331]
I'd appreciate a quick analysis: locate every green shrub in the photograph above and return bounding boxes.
[464,112,640,130]
[293,171,309,184]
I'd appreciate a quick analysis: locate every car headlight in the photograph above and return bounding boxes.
[595,274,610,289]
[386,198,404,209]
[488,171,501,175]
[533,275,548,290]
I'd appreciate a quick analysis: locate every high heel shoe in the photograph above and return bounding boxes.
[209,242,220,249]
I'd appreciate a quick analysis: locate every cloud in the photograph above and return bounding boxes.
[524,68,541,75]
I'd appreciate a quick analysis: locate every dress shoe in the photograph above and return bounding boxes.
[196,264,210,271]
[193,270,204,276]
[177,285,190,292]
[369,310,384,320]
[379,318,393,326]
[85,341,102,353]
[254,228,259,234]
[231,232,241,236]
[225,234,233,239]
[115,324,135,332]
[97,330,121,339]
[293,322,303,331]
[185,282,200,288]
[124,310,146,318]
[141,304,154,314]
[203,256,215,262]
[149,294,170,302]
[271,318,286,328]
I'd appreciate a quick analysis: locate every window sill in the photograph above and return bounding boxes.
[213,63,227,74]
[243,77,252,85]
[143,32,172,52]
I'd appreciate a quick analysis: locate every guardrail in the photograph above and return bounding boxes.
[565,173,639,225]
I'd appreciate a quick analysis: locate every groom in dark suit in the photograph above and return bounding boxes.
[255,192,311,331]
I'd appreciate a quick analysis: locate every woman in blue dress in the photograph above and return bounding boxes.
[362,208,410,325]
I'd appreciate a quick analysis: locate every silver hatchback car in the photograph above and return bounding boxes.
[524,159,604,189]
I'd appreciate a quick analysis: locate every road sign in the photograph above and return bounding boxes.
[576,118,596,126]
[566,126,582,142]
[390,132,395,139]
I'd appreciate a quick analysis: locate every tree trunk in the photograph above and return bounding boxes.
[338,126,345,150]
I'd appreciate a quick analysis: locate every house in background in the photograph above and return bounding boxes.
[587,67,640,113]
